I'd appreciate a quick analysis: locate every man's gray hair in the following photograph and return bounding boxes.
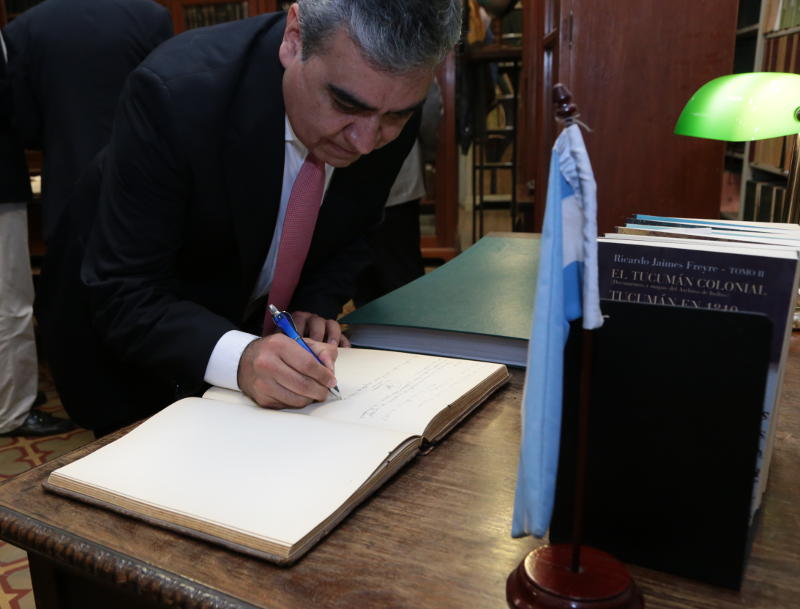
[295,0,463,73]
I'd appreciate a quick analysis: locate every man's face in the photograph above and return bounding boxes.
[279,5,433,168]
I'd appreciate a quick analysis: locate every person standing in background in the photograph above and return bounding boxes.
[0,0,171,435]
[3,0,173,245]
[0,30,73,436]
[354,79,443,306]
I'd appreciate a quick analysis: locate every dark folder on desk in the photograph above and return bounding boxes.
[550,300,771,589]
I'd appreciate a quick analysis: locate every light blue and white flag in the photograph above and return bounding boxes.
[511,123,604,538]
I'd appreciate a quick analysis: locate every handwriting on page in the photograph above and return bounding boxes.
[355,360,459,420]
[299,354,492,434]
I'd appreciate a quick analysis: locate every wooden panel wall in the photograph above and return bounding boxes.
[522,0,738,234]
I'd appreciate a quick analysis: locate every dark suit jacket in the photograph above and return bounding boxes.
[3,0,172,242]
[43,14,417,433]
[0,34,30,206]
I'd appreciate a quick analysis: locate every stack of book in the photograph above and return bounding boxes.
[600,214,800,518]
[742,179,789,222]
[775,0,800,30]
[759,0,800,32]
[548,214,800,588]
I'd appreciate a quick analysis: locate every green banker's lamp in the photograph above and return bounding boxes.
[674,72,800,223]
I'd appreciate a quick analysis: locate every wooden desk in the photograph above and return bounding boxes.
[1,340,799,609]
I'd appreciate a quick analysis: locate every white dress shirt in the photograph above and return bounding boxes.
[203,116,333,390]
[384,140,425,207]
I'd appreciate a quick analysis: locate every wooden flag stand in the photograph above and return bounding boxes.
[506,87,643,609]
[506,544,642,609]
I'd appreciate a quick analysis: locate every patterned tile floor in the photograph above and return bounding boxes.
[0,364,93,609]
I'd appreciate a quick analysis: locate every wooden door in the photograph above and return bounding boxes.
[522,0,738,234]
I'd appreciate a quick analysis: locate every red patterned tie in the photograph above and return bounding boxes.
[264,153,325,332]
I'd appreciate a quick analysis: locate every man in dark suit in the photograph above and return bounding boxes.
[43,0,463,435]
[3,0,173,245]
[0,30,74,435]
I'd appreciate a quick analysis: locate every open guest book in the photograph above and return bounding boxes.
[43,348,509,565]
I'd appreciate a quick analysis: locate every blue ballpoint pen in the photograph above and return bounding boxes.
[268,304,342,400]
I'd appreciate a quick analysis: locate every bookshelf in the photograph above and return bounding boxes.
[725,0,767,220]
[463,2,525,243]
[0,1,290,31]
[0,0,290,30]
[734,0,800,222]
[156,0,282,33]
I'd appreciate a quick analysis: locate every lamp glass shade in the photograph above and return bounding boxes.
[674,72,800,142]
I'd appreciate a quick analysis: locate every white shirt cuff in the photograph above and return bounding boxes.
[204,330,259,391]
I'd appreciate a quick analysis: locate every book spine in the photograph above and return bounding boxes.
[743,179,757,221]
[757,183,774,222]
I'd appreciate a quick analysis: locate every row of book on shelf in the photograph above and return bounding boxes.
[749,131,794,174]
[764,0,800,31]
[762,28,800,72]
[183,1,249,30]
[751,23,800,174]
[743,179,790,222]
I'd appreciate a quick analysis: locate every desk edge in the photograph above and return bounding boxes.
[0,505,260,609]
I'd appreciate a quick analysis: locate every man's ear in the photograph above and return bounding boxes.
[279,3,302,68]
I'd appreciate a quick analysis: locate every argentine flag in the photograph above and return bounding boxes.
[511,123,604,538]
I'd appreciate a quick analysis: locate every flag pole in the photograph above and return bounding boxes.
[570,328,592,572]
[505,84,643,609]
[552,83,591,574]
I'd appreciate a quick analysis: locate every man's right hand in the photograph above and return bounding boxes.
[236,334,339,408]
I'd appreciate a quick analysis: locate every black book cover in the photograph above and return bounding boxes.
[551,301,771,589]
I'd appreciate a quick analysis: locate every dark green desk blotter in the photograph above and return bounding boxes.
[341,234,539,366]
